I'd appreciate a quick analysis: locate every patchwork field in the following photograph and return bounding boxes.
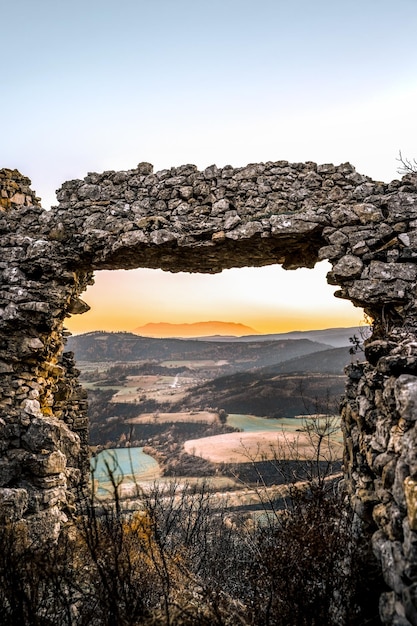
[111,374,199,404]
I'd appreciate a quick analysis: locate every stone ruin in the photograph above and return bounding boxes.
[2,160,417,623]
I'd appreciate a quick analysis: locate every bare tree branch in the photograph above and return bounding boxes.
[397,150,417,175]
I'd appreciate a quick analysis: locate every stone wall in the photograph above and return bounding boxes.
[2,161,417,622]
[0,168,41,211]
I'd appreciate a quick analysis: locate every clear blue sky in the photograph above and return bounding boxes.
[3,0,417,333]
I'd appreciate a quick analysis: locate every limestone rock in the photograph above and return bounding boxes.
[405,477,417,531]
[0,488,28,522]
[332,254,363,279]
[22,416,80,458]
[395,376,417,421]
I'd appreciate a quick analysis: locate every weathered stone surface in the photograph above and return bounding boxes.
[332,254,364,279]
[403,583,417,626]
[27,450,67,476]
[405,477,417,531]
[22,416,80,457]
[373,531,407,594]
[2,163,417,622]
[0,488,28,521]
[396,376,417,421]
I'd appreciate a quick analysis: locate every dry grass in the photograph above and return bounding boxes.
[184,430,343,463]
[160,359,228,368]
[112,476,241,502]
[93,462,163,499]
[127,410,218,424]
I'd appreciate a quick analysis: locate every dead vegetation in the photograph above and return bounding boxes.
[0,469,383,625]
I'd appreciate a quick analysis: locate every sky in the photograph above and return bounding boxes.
[3,0,417,335]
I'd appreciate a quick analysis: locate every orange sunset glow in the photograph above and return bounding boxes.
[65,262,363,336]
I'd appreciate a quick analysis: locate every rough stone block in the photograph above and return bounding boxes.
[0,487,28,521]
[396,376,417,421]
[405,477,417,531]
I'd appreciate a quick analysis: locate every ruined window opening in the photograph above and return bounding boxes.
[64,260,364,501]
[65,261,363,337]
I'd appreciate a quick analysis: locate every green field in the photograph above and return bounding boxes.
[227,413,302,432]
[228,413,342,439]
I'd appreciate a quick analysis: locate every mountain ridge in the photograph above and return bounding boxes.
[66,330,334,368]
[127,324,368,347]
[132,321,259,338]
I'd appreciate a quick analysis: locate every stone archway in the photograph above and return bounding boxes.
[2,162,417,623]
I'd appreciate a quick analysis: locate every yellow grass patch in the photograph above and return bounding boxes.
[160,360,227,368]
[127,411,218,424]
[184,430,343,463]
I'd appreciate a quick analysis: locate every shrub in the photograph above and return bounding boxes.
[0,419,384,625]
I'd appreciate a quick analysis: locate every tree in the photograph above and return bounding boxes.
[397,150,417,175]
[218,408,228,424]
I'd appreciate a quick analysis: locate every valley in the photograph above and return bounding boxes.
[68,327,357,511]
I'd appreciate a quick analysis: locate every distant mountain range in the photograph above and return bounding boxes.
[132,321,259,338]
[220,326,370,348]
[131,323,369,348]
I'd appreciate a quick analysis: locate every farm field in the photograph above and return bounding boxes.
[92,449,342,517]
[111,373,200,404]
[119,480,294,511]
[127,410,218,424]
[228,413,343,440]
[160,360,229,368]
[228,413,309,432]
[91,448,294,511]
[183,413,342,463]
[184,427,342,463]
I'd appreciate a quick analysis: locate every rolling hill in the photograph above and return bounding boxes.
[66,331,334,370]
[172,346,351,417]
[196,326,370,347]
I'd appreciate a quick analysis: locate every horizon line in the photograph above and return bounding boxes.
[68,322,367,339]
